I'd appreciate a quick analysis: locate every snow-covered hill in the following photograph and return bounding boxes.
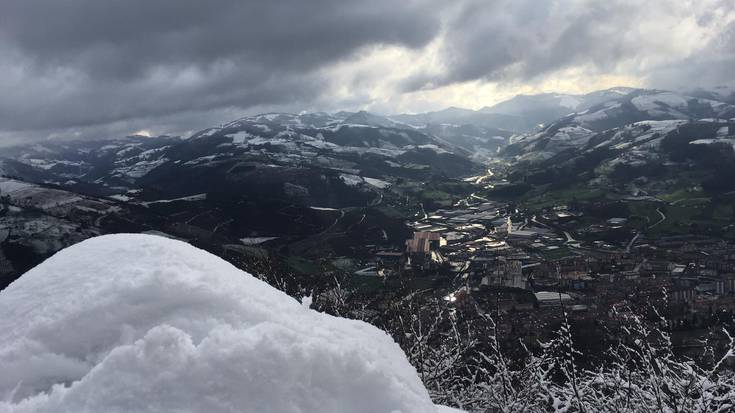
[503,118,735,199]
[502,89,735,162]
[0,234,459,413]
[391,107,528,132]
[687,86,735,105]
[476,87,638,130]
[0,113,481,206]
[393,87,734,141]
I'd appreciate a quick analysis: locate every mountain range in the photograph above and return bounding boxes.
[2,85,735,289]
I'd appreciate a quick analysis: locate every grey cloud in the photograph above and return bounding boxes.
[404,0,735,90]
[1,0,733,142]
[650,21,735,89]
[0,0,442,136]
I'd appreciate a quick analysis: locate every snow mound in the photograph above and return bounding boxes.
[0,234,441,413]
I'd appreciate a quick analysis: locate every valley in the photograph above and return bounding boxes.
[2,86,735,365]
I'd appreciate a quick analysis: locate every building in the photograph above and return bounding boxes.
[534,291,573,308]
[671,287,696,304]
[480,258,526,289]
[375,251,403,272]
[405,231,446,270]
[507,230,539,245]
[607,217,628,226]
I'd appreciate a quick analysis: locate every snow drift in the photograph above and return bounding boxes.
[0,234,451,413]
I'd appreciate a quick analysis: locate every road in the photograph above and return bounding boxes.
[626,232,641,253]
[417,202,428,221]
[671,197,709,206]
[531,215,551,229]
[368,191,383,207]
[454,191,490,208]
[212,218,234,234]
[650,207,666,228]
[318,209,345,235]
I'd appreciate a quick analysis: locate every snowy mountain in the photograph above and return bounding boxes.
[687,86,735,105]
[0,113,480,202]
[502,89,735,162]
[506,118,735,199]
[390,87,713,141]
[343,110,402,128]
[391,107,528,132]
[479,87,638,129]
[421,123,512,161]
[391,87,734,140]
[0,234,459,412]
[155,112,480,201]
[0,113,484,290]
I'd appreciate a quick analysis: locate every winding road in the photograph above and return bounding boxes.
[626,232,641,253]
[650,207,666,228]
[318,209,346,235]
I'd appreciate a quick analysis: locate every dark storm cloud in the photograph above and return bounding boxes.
[403,0,735,91]
[0,0,441,136]
[1,0,438,80]
[441,0,636,83]
[0,0,733,142]
[650,20,735,89]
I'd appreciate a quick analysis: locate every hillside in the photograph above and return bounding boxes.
[481,88,638,121]
[391,107,529,132]
[509,119,735,191]
[0,113,483,290]
[502,89,735,162]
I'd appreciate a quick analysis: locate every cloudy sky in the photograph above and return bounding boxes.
[1,0,733,143]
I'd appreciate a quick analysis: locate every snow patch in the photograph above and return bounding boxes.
[198,128,221,138]
[113,158,168,179]
[226,131,254,144]
[364,177,391,189]
[558,95,581,109]
[339,173,364,187]
[108,194,132,202]
[0,179,35,195]
[141,193,207,206]
[631,92,688,112]
[239,236,279,245]
[417,144,450,154]
[310,206,339,211]
[0,234,442,413]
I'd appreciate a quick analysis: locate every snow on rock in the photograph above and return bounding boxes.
[0,234,444,413]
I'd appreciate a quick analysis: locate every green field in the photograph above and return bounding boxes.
[286,256,321,274]
[520,183,606,210]
[540,246,576,260]
[641,200,734,237]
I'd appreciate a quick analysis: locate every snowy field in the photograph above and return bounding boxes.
[0,179,35,195]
